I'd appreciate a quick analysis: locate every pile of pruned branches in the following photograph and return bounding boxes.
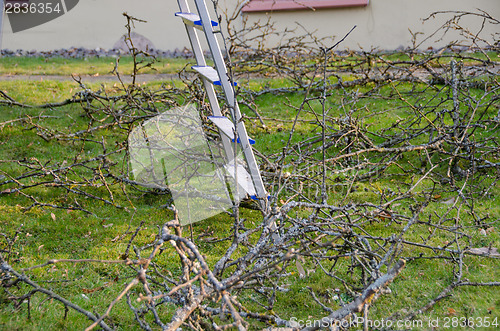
[1,9,499,331]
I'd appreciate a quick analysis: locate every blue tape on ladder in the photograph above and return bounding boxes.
[232,137,256,145]
[213,81,237,87]
[194,19,218,27]
[250,195,271,201]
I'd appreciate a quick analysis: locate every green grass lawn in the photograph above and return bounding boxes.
[0,56,192,76]
[0,55,499,330]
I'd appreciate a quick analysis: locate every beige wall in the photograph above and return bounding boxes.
[1,0,188,51]
[1,0,498,52]
[238,0,500,50]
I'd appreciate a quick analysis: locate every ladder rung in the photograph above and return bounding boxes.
[225,162,256,197]
[208,116,255,145]
[175,12,218,30]
[192,66,237,86]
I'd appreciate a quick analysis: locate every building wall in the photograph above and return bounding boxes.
[0,0,498,52]
[237,0,500,50]
[1,0,187,51]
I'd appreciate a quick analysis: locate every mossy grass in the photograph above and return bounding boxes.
[0,55,498,330]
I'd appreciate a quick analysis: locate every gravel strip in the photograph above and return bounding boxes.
[1,47,195,59]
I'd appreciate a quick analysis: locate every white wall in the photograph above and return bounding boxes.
[237,0,500,50]
[1,0,187,51]
[1,0,498,52]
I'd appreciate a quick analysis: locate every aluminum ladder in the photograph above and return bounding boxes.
[176,0,269,205]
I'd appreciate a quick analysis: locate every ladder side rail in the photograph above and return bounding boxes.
[194,0,268,200]
[232,104,267,199]
[177,0,234,162]
[0,0,4,52]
